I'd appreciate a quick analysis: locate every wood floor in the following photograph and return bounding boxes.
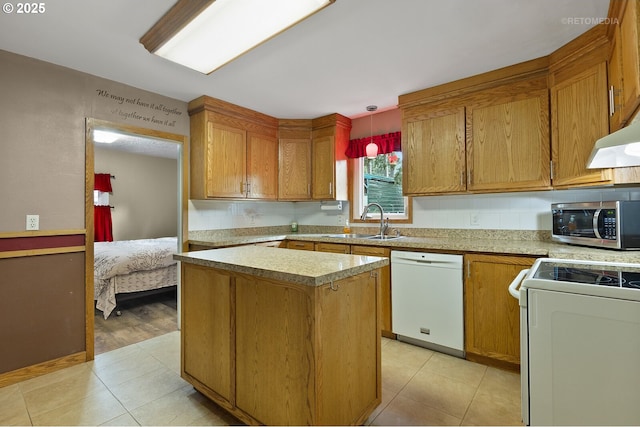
[94,289,178,355]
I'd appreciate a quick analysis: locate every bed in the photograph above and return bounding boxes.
[94,237,178,319]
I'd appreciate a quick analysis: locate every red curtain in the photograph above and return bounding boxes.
[94,173,112,192]
[94,173,113,242]
[94,206,113,242]
[345,132,401,158]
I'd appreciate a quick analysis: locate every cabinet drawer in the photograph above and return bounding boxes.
[286,241,315,251]
[315,242,350,253]
[351,245,390,257]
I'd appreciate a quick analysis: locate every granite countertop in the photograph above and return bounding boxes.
[174,245,389,286]
[187,232,640,264]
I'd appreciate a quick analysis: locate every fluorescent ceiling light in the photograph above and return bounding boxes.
[587,121,640,169]
[93,130,119,143]
[141,0,334,74]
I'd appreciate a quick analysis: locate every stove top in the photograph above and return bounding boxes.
[533,261,640,290]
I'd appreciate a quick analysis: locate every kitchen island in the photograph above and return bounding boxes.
[174,245,388,426]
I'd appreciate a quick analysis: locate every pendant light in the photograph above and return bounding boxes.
[366,105,378,159]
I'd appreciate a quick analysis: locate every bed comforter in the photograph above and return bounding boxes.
[94,237,178,319]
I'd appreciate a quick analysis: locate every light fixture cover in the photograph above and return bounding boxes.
[145,0,334,74]
[587,121,640,168]
[366,141,378,159]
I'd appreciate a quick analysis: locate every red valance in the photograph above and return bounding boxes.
[94,173,112,192]
[345,132,401,158]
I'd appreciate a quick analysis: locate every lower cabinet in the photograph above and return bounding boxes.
[464,254,536,371]
[351,245,393,338]
[181,263,382,426]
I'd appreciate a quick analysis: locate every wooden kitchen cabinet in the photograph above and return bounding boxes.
[550,61,612,188]
[188,96,279,200]
[619,0,640,121]
[286,240,315,251]
[315,242,350,253]
[464,254,536,371]
[351,245,393,337]
[609,23,625,132]
[311,114,351,200]
[403,106,466,194]
[278,119,312,200]
[466,80,551,192]
[182,264,233,402]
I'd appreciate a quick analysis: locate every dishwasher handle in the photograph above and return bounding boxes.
[508,268,529,300]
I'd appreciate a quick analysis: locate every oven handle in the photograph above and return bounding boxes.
[593,208,602,239]
[508,268,529,300]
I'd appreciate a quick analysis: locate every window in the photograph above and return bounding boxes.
[353,151,410,222]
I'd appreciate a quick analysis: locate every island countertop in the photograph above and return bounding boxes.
[174,245,389,286]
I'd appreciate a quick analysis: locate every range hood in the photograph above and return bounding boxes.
[587,121,640,168]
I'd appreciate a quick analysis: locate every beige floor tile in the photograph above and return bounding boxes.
[30,388,126,426]
[382,339,434,370]
[99,412,140,426]
[422,352,487,388]
[139,332,181,374]
[129,384,237,426]
[107,365,189,411]
[20,365,109,418]
[93,352,166,389]
[371,394,462,426]
[364,387,398,425]
[462,367,523,426]
[0,384,31,426]
[400,369,477,419]
[92,342,147,371]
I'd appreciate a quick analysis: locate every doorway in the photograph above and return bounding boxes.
[85,118,188,360]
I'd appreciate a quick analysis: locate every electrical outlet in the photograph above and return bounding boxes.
[337,214,345,226]
[26,214,39,231]
[470,212,480,227]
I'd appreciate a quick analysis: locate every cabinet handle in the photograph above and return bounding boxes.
[609,85,615,117]
[460,172,464,187]
[329,182,333,196]
[246,182,251,195]
[308,183,311,195]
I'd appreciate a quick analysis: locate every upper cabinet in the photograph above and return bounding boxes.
[619,0,640,121]
[399,59,551,195]
[278,119,312,201]
[466,79,551,192]
[189,96,278,200]
[403,106,466,194]
[311,114,351,201]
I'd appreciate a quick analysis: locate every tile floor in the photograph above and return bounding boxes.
[0,333,522,426]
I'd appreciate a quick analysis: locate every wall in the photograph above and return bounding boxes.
[0,49,188,380]
[95,147,178,240]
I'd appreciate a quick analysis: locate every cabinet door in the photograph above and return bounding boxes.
[621,0,640,120]
[609,24,625,132]
[551,62,611,187]
[312,135,335,199]
[279,138,311,200]
[464,254,536,370]
[247,132,278,200]
[207,122,247,198]
[351,245,392,336]
[404,107,466,194]
[467,90,551,192]
[182,264,233,402]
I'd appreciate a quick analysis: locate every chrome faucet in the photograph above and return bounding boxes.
[360,202,389,236]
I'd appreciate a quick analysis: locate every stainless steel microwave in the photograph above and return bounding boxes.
[551,201,640,250]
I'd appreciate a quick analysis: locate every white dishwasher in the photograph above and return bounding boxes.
[391,251,464,357]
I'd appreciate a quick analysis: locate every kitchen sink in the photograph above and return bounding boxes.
[366,235,404,240]
[323,233,376,239]
[322,233,404,240]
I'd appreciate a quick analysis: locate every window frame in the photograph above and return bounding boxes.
[350,156,412,224]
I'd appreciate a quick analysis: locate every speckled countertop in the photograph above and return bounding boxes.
[174,246,389,286]
[187,229,640,264]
